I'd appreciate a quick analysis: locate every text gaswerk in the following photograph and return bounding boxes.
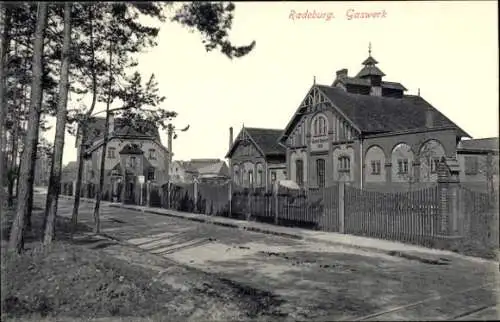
[289,9,388,21]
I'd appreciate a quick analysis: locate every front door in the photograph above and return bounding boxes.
[125,181,135,204]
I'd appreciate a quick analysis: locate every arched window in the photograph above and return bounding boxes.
[311,114,328,136]
[295,159,304,186]
[419,140,445,180]
[233,165,240,185]
[248,170,254,187]
[391,143,414,182]
[256,163,264,187]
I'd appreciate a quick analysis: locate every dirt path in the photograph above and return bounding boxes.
[39,196,500,320]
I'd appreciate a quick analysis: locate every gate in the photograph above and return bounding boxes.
[318,184,340,232]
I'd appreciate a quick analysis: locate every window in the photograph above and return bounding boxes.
[465,156,478,175]
[257,167,263,186]
[338,156,350,172]
[148,149,156,160]
[147,167,155,181]
[397,158,409,174]
[312,114,328,136]
[316,159,325,188]
[129,156,137,169]
[370,160,381,175]
[107,147,116,159]
[248,170,254,186]
[426,157,440,174]
[233,166,240,184]
[295,160,304,186]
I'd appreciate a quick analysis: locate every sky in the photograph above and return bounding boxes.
[47,1,499,166]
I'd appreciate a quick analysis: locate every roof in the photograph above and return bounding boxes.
[316,85,469,136]
[83,116,161,147]
[64,161,78,169]
[83,117,107,146]
[226,127,286,159]
[362,56,379,65]
[356,65,386,78]
[336,77,407,91]
[113,118,161,139]
[119,144,144,155]
[245,128,285,156]
[457,138,499,152]
[181,159,222,172]
[196,161,229,177]
[381,81,407,91]
[281,84,470,141]
[176,159,229,177]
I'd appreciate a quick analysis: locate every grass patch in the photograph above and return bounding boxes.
[0,204,287,321]
[1,241,198,321]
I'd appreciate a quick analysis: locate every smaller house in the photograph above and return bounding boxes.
[170,159,229,183]
[169,160,190,183]
[457,137,499,192]
[226,126,286,190]
[61,161,78,182]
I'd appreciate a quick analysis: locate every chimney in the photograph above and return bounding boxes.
[336,68,348,80]
[425,109,434,128]
[229,127,234,150]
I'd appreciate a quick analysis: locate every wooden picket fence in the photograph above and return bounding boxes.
[59,177,498,257]
[458,185,499,257]
[342,184,441,247]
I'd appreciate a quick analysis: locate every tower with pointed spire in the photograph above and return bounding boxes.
[356,42,386,88]
[331,43,407,98]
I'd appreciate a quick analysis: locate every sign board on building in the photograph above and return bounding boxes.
[137,175,145,184]
[311,136,329,152]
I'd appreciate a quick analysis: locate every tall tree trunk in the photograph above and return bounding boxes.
[44,2,72,245]
[71,129,87,232]
[15,77,29,200]
[92,38,113,234]
[7,121,19,207]
[72,4,97,230]
[15,145,23,198]
[7,32,20,207]
[0,3,9,210]
[8,3,47,253]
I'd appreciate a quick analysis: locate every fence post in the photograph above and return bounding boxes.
[437,157,461,236]
[193,180,198,213]
[168,182,172,209]
[273,182,279,224]
[339,182,345,233]
[246,190,251,221]
[146,181,151,207]
[228,182,232,216]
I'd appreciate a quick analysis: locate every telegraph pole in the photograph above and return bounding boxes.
[165,123,189,209]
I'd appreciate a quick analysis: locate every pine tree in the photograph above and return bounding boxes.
[8,2,48,253]
[43,2,72,244]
